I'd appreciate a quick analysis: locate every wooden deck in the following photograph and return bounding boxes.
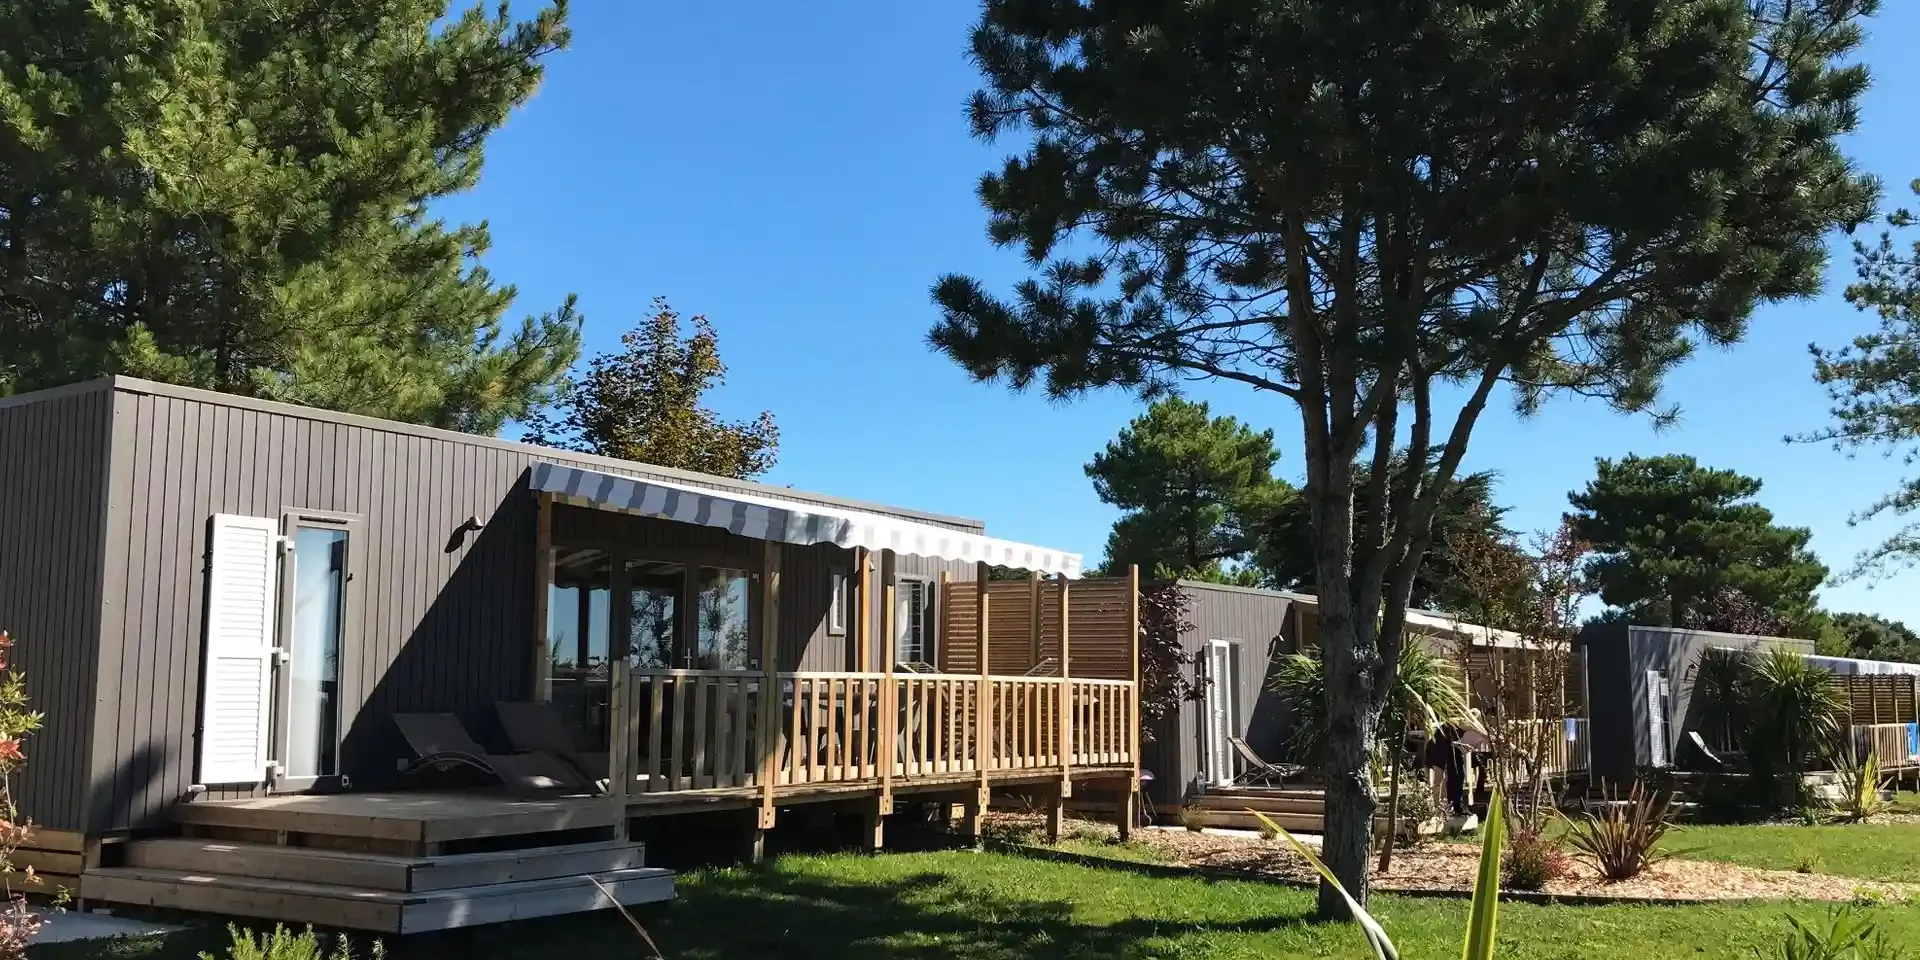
[85,792,672,934]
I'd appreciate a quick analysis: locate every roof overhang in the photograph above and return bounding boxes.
[529,462,1084,577]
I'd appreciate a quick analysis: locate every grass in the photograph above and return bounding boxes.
[29,850,1920,960]
[1662,822,1920,883]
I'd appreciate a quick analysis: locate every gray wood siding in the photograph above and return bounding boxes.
[0,385,114,831]
[91,391,553,828]
[1144,582,1295,809]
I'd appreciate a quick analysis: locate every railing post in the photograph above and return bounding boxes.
[970,561,992,840]
[1056,573,1072,794]
[756,544,782,833]
[1120,564,1141,839]
[880,551,897,811]
[610,660,631,831]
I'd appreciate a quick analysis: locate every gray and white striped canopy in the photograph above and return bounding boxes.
[528,462,1083,577]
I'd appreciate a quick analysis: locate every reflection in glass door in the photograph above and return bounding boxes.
[277,517,354,790]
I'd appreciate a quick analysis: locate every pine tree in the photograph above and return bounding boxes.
[526,298,778,480]
[926,0,1875,912]
[0,0,581,432]
[1568,454,1829,629]
[1085,398,1292,579]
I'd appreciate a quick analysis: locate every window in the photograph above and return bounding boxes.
[828,567,848,636]
[896,577,935,665]
[694,566,751,669]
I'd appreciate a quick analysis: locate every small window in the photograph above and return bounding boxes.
[896,577,935,666]
[828,567,848,636]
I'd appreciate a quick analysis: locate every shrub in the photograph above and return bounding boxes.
[1180,803,1206,833]
[202,925,376,960]
[1826,749,1893,825]
[1500,827,1570,891]
[1792,848,1824,875]
[1562,782,1676,881]
[0,631,45,960]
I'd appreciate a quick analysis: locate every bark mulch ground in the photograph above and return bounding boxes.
[985,813,1918,904]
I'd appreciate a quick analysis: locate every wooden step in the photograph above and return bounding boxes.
[82,865,675,935]
[1202,787,1328,802]
[1191,794,1324,816]
[124,838,646,892]
[1183,810,1326,833]
[1182,809,1413,835]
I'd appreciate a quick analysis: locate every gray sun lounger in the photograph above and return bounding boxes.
[394,712,586,792]
[495,700,610,790]
[1229,736,1306,786]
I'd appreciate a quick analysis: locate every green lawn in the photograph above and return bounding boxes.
[31,851,1919,960]
[1663,821,1920,882]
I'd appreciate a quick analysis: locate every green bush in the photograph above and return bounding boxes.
[201,925,378,960]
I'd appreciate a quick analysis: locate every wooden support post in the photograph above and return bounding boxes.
[1120,564,1141,841]
[860,799,886,853]
[854,548,872,671]
[609,660,632,837]
[976,561,993,800]
[1046,782,1065,843]
[880,550,898,811]
[533,492,554,702]
[1057,573,1073,797]
[1028,571,1043,668]
[748,821,769,865]
[961,793,985,843]
[756,543,782,831]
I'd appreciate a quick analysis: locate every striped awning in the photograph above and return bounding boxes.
[528,462,1083,577]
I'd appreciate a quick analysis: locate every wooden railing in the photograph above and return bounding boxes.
[1851,722,1919,769]
[611,667,1136,796]
[1487,716,1590,784]
[1068,679,1134,767]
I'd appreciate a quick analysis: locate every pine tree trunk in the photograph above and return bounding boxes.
[1317,599,1378,917]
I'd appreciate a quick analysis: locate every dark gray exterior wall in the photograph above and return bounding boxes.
[1581,622,1813,784]
[73,377,989,832]
[1143,581,1297,809]
[0,383,116,832]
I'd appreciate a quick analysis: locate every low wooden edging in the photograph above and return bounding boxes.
[991,842,1774,909]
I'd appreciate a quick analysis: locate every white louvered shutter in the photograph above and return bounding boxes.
[198,514,281,785]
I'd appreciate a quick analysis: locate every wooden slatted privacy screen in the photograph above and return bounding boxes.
[941,577,1134,679]
[1835,674,1918,727]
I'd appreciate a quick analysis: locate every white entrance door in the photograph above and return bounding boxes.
[1201,640,1241,786]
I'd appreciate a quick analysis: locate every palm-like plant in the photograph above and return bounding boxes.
[1690,646,1752,753]
[1825,745,1893,824]
[1273,641,1471,764]
[1745,647,1843,777]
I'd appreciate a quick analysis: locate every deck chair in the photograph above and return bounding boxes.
[394,713,586,793]
[1228,736,1306,786]
[494,701,611,791]
[895,660,938,674]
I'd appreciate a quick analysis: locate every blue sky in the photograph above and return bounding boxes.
[443,2,1920,624]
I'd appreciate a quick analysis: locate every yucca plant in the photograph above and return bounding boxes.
[1249,789,1508,960]
[1273,643,1470,765]
[1561,782,1677,880]
[1747,647,1843,778]
[1691,646,1753,754]
[1826,747,1892,824]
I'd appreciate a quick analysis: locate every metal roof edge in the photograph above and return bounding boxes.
[86,376,985,530]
